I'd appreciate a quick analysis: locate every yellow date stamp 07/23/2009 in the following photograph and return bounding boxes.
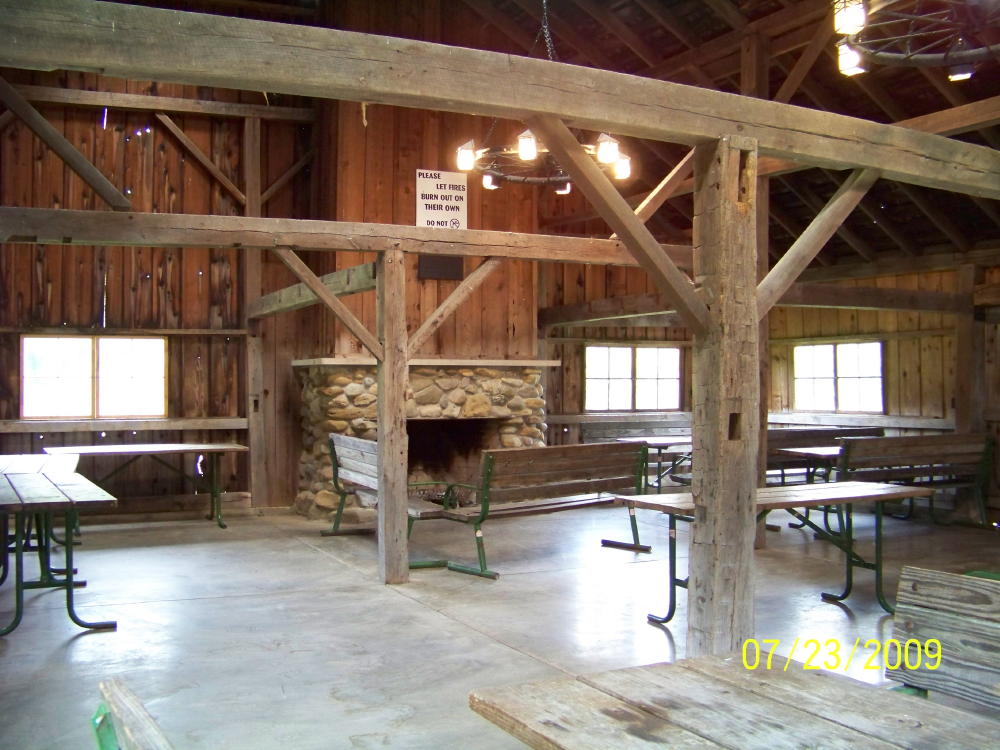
[742,637,942,672]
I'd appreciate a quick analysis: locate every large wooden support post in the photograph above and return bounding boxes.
[689,136,760,656]
[955,264,985,433]
[376,248,409,583]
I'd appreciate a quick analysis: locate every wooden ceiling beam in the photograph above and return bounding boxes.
[247,262,376,319]
[780,176,876,261]
[772,15,834,104]
[527,114,710,334]
[407,258,501,357]
[271,247,383,360]
[4,1,997,198]
[818,170,916,256]
[0,74,131,211]
[633,0,701,49]
[0,206,693,269]
[758,169,881,318]
[541,277,967,327]
[14,83,314,121]
[703,0,748,31]
[800,242,1000,283]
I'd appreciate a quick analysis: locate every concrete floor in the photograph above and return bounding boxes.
[1,502,998,749]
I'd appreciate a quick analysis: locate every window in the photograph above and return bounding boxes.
[21,336,167,419]
[584,345,681,411]
[793,342,883,413]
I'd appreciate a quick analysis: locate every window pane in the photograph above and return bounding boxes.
[856,342,882,377]
[586,346,609,379]
[635,379,657,409]
[858,377,884,412]
[659,348,680,377]
[635,348,658,378]
[813,378,836,410]
[585,379,609,411]
[608,348,632,379]
[659,379,680,409]
[608,379,632,410]
[838,377,860,411]
[794,379,814,410]
[837,343,860,377]
[97,338,166,417]
[22,337,93,418]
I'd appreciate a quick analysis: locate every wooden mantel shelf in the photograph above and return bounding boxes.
[292,358,561,368]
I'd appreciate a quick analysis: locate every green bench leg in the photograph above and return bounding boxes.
[320,490,349,536]
[444,523,498,580]
[91,702,120,750]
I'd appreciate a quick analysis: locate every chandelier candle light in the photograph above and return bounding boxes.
[455,130,631,194]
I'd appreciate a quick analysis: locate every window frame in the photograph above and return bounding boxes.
[791,340,885,414]
[20,334,169,420]
[583,343,684,412]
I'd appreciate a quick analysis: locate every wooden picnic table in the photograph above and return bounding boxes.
[469,654,1000,749]
[612,481,935,622]
[44,443,248,528]
[778,445,843,483]
[617,435,693,489]
[1,469,117,635]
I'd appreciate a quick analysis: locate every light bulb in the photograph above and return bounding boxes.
[596,133,619,164]
[456,140,476,171]
[833,0,865,36]
[837,40,866,77]
[482,173,499,190]
[554,181,571,195]
[517,130,538,161]
[613,155,631,180]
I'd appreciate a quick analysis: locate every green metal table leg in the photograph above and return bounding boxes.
[648,513,689,624]
[821,504,855,603]
[0,512,26,636]
[601,502,652,553]
[873,501,894,613]
[207,453,226,529]
[62,510,116,631]
[0,512,8,587]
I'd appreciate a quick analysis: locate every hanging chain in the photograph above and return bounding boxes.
[541,0,558,62]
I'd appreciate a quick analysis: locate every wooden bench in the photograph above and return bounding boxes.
[887,566,1000,712]
[766,426,884,484]
[323,433,446,536]
[92,678,173,750]
[837,433,994,524]
[425,441,648,579]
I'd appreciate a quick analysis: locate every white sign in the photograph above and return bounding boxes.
[416,170,467,230]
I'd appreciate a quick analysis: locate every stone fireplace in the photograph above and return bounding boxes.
[293,360,549,520]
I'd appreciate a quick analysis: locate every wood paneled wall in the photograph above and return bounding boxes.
[0,68,311,503]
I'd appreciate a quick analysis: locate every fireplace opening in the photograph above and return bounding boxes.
[406,418,500,503]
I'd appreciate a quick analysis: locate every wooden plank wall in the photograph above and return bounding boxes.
[0,68,312,506]
[295,0,539,362]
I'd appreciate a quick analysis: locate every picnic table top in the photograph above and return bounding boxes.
[614,481,935,515]
[44,442,248,456]
[470,654,1000,749]
[0,471,116,512]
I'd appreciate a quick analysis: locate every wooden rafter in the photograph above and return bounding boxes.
[0,75,130,211]
[3,1,997,198]
[271,247,383,360]
[155,113,247,206]
[247,262,377,319]
[261,149,315,207]
[15,83,314,121]
[772,14,833,104]
[757,169,881,319]
[527,114,710,335]
[780,176,876,262]
[611,150,695,239]
[407,258,502,357]
[0,206,692,269]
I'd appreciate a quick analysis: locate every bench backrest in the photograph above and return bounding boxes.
[478,442,647,507]
[888,566,1000,711]
[329,433,378,491]
[766,427,883,452]
[838,433,993,484]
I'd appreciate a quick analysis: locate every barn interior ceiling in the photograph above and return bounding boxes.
[44,0,1000,270]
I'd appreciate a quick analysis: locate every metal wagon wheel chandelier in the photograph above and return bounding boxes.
[834,0,1000,79]
[454,0,631,194]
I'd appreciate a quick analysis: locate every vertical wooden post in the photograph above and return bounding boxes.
[741,31,772,549]
[376,247,409,583]
[689,136,760,657]
[243,116,267,507]
[955,264,984,433]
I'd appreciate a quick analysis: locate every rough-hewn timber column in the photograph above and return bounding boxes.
[376,248,409,583]
[689,136,760,656]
